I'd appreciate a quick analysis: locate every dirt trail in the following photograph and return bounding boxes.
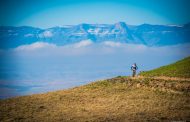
[135,76,190,82]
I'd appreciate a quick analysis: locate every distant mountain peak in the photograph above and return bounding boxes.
[114,22,127,28]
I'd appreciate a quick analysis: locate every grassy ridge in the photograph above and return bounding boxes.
[0,77,190,121]
[139,56,190,78]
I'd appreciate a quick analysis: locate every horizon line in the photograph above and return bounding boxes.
[1,21,189,29]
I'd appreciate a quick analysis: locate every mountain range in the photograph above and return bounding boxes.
[0,22,190,49]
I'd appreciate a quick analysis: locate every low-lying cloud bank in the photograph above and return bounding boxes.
[3,40,189,57]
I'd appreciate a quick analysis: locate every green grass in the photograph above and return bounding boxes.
[139,56,190,78]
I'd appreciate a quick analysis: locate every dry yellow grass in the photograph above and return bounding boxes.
[0,76,190,122]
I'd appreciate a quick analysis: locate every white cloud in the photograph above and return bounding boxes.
[13,40,93,53]
[103,41,122,47]
[72,39,93,48]
[15,42,56,51]
[12,40,94,55]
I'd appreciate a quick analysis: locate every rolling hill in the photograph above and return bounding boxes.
[0,57,190,121]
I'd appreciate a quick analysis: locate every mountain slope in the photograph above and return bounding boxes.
[0,77,189,121]
[0,57,190,121]
[139,56,190,78]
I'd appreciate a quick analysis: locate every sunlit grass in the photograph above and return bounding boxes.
[139,56,190,78]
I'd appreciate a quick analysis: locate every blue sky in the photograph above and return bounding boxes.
[0,0,190,28]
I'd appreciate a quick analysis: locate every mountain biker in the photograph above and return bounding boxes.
[131,63,138,77]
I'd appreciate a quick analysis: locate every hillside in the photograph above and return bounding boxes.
[139,56,190,78]
[0,57,190,121]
